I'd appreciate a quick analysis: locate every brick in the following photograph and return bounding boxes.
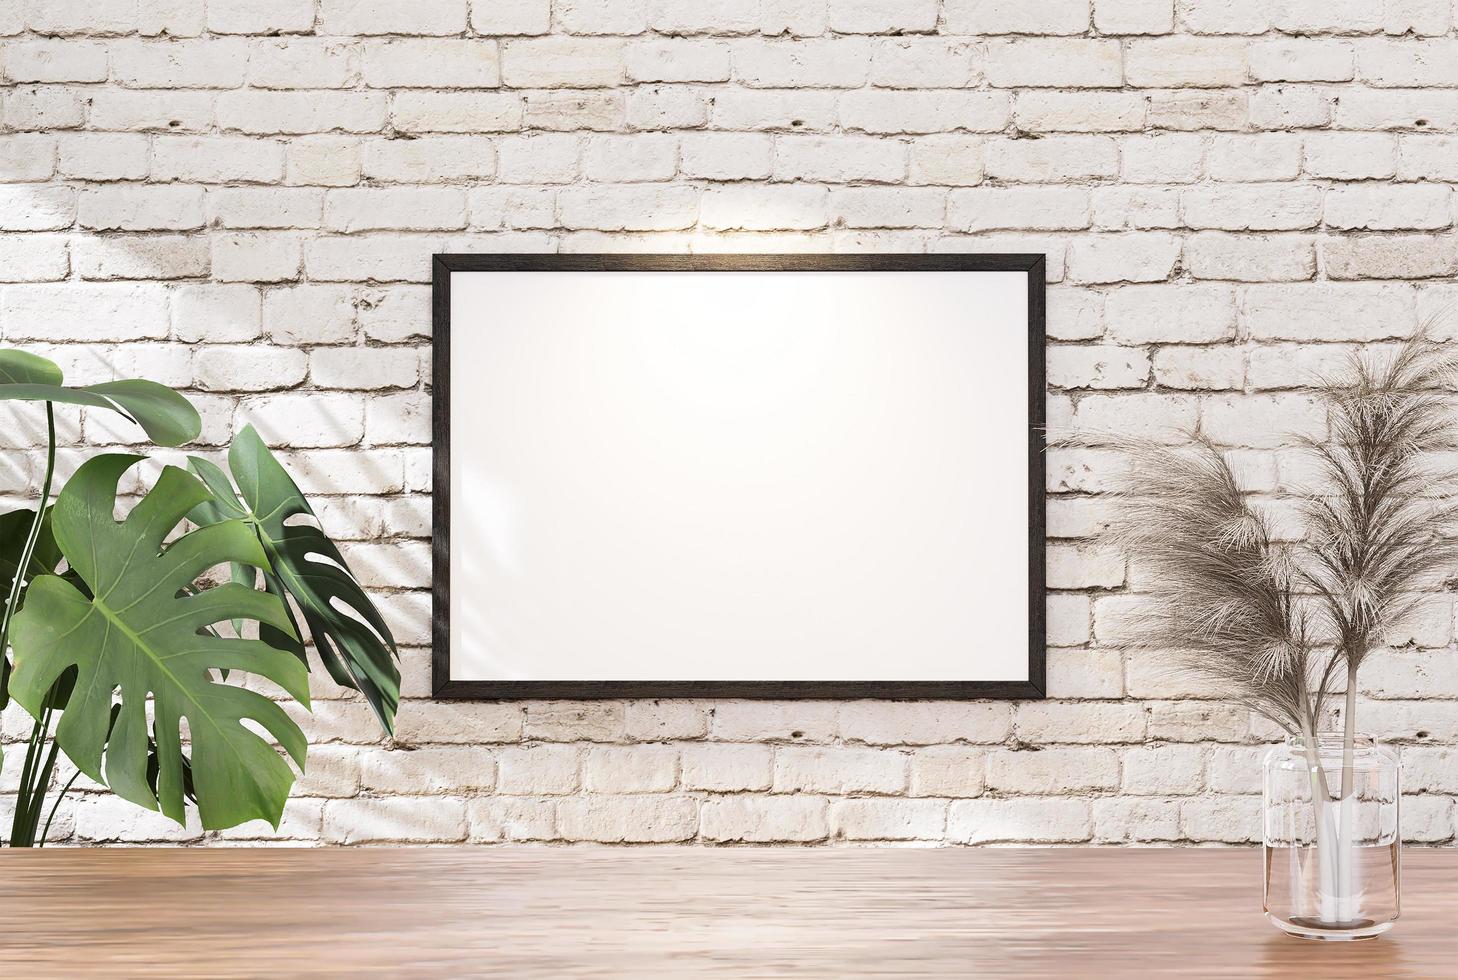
[907,136,984,186]
[1048,345,1150,389]
[1399,135,1458,180]
[74,796,202,843]
[304,234,439,284]
[775,746,909,794]
[212,232,304,283]
[556,0,648,33]
[627,39,731,83]
[948,798,1091,843]
[363,40,500,88]
[496,744,580,794]
[700,184,829,231]
[986,136,1119,182]
[1326,185,1452,230]
[1332,89,1458,130]
[56,133,148,180]
[319,0,467,34]
[1147,89,1248,130]
[841,90,1009,135]
[626,85,708,128]
[830,186,942,227]
[1092,797,1182,842]
[1323,234,1458,280]
[1016,702,1147,743]
[830,799,945,840]
[624,701,710,740]
[1,86,84,130]
[1094,0,1173,33]
[948,187,1090,232]
[324,188,467,232]
[154,136,285,182]
[680,133,772,179]
[138,0,206,36]
[208,0,315,33]
[323,797,467,843]
[1241,283,1416,340]
[557,185,697,231]
[582,745,677,793]
[311,346,419,389]
[1207,135,1302,182]
[500,38,625,87]
[391,92,523,133]
[651,0,762,33]
[1360,39,1458,87]
[240,392,363,447]
[1183,184,1321,231]
[286,137,362,186]
[0,234,68,282]
[470,0,550,34]
[359,746,494,794]
[1120,133,1205,183]
[1152,346,1245,390]
[1202,394,1327,447]
[1017,92,1146,132]
[734,39,871,88]
[679,744,772,790]
[1181,795,1260,843]
[0,186,74,231]
[73,235,209,281]
[3,40,109,82]
[1122,744,1206,794]
[1249,39,1354,82]
[525,701,626,741]
[988,747,1119,794]
[249,40,358,89]
[0,134,56,181]
[943,0,1091,34]
[700,796,828,842]
[1184,232,1315,282]
[1305,132,1397,179]
[1126,37,1245,86]
[710,701,839,742]
[2,284,168,342]
[468,798,556,842]
[78,186,203,232]
[984,40,1122,88]
[111,39,250,88]
[1066,233,1181,284]
[871,38,978,88]
[218,91,390,134]
[827,0,938,32]
[264,285,357,344]
[556,795,697,843]
[523,90,625,131]
[841,702,1011,745]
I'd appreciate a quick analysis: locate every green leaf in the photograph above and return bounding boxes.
[0,506,64,710]
[0,348,201,448]
[0,350,63,386]
[188,425,400,734]
[10,454,311,831]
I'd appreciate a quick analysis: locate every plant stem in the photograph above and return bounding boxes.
[0,402,55,709]
[1335,660,1360,922]
[2,403,58,848]
[40,767,81,847]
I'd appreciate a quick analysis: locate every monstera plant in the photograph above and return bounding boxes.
[0,349,400,846]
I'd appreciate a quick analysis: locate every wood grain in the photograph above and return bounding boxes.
[1,847,1453,978]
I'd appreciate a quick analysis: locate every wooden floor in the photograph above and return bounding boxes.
[1,847,1453,978]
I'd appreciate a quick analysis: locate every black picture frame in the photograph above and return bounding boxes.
[432,254,1047,701]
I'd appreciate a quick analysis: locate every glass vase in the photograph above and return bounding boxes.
[1263,733,1400,941]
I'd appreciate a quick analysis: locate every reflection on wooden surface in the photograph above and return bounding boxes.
[0,847,1453,978]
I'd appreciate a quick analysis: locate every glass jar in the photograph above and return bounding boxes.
[1263,733,1401,941]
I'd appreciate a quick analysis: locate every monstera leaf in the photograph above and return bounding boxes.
[0,506,63,710]
[9,454,311,830]
[0,349,200,447]
[188,425,400,734]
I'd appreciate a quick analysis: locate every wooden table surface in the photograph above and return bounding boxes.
[1,847,1454,978]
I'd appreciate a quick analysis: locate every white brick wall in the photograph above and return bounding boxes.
[2,0,1456,848]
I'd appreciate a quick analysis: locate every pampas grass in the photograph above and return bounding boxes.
[1093,334,1458,747]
